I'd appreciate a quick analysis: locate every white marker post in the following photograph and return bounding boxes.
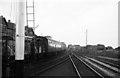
[15,0,25,77]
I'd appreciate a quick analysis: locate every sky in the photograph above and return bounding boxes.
[0,0,119,48]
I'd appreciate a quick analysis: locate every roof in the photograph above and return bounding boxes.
[0,16,8,26]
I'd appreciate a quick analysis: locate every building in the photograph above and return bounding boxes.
[0,16,38,77]
[25,25,35,54]
[0,16,15,41]
[86,45,97,50]
[0,16,16,58]
[0,16,16,77]
[25,25,35,37]
[86,44,105,50]
[7,20,16,40]
[97,44,105,50]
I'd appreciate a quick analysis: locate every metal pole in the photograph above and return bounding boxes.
[33,0,35,30]
[86,29,87,46]
[15,0,25,77]
[119,1,120,47]
[0,17,2,78]
[26,0,28,26]
[33,0,36,61]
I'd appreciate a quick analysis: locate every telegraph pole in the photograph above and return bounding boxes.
[15,0,25,77]
[86,29,88,46]
[119,1,120,47]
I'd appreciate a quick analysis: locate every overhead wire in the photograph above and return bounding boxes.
[10,0,12,20]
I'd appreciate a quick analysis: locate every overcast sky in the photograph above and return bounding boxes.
[0,0,119,48]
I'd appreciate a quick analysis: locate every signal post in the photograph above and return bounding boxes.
[15,0,25,77]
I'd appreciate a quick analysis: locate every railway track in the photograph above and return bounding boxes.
[24,52,120,77]
[69,54,103,78]
[25,52,81,77]
[26,54,70,76]
[72,53,120,77]
[86,55,120,66]
[84,56,120,77]
[97,56,120,62]
[24,53,68,74]
[87,56,120,70]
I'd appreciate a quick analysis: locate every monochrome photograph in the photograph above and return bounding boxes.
[0,0,120,77]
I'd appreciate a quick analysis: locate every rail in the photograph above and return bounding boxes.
[69,54,81,78]
[30,55,69,76]
[73,54,104,78]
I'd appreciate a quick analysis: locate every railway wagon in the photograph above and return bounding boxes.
[36,36,66,55]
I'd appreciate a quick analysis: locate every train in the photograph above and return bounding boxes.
[1,16,66,77]
[2,36,67,62]
[31,36,66,56]
[1,16,66,63]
